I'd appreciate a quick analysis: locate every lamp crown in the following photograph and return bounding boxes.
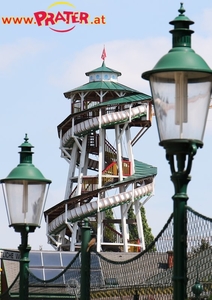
[142,4,212,79]
[169,3,194,48]
[19,134,34,164]
[1,134,51,184]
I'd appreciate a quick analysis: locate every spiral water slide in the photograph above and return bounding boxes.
[46,103,156,236]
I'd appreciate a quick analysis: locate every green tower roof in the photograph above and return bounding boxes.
[64,81,140,98]
[85,61,121,76]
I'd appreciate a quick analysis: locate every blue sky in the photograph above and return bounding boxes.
[1,0,212,250]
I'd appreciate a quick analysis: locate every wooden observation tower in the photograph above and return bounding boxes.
[44,52,157,252]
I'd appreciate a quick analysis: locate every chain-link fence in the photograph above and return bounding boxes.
[2,206,212,299]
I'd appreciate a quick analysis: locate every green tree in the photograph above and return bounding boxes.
[140,206,155,248]
[127,205,155,249]
[89,208,116,243]
[191,238,211,255]
[103,208,116,242]
[128,206,137,240]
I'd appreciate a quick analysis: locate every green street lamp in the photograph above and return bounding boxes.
[1,134,51,300]
[142,4,212,300]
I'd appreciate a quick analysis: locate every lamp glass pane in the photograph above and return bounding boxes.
[3,180,48,226]
[149,71,212,142]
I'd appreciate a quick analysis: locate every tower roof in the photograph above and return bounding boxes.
[85,61,121,76]
[64,81,139,99]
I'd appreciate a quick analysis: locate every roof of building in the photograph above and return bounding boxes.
[64,61,141,98]
[93,92,152,107]
[64,81,140,98]
[85,61,122,76]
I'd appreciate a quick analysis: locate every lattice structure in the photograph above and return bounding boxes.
[2,206,212,299]
[44,60,157,253]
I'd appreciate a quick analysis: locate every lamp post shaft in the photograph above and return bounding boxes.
[171,172,190,300]
[80,219,91,300]
[162,140,200,300]
[18,227,31,300]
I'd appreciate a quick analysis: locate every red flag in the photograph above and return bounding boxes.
[101,47,106,60]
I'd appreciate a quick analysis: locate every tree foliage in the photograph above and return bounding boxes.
[191,238,211,255]
[140,206,155,248]
[90,208,116,243]
[127,205,155,249]
[103,208,116,242]
[128,206,137,240]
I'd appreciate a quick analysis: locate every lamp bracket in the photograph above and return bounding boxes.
[160,139,202,174]
[13,225,37,233]
[160,139,202,196]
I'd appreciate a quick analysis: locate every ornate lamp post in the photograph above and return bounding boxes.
[142,4,212,300]
[1,134,51,300]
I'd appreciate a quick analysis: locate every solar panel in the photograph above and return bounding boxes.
[29,252,42,266]
[29,268,44,280]
[44,269,64,282]
[28,251,104,287]
[61,252,77,267]
[42,252,61,267]
[91,253,101,269]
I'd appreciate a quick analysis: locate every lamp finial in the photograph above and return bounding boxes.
[178,3,185,16]
[24,133,29,143]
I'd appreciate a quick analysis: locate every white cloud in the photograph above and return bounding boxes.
[49,13,212,131]
[0,38,48,71]
[198,7,212,36]
[193,35,212,67]
[50,37,170,94]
